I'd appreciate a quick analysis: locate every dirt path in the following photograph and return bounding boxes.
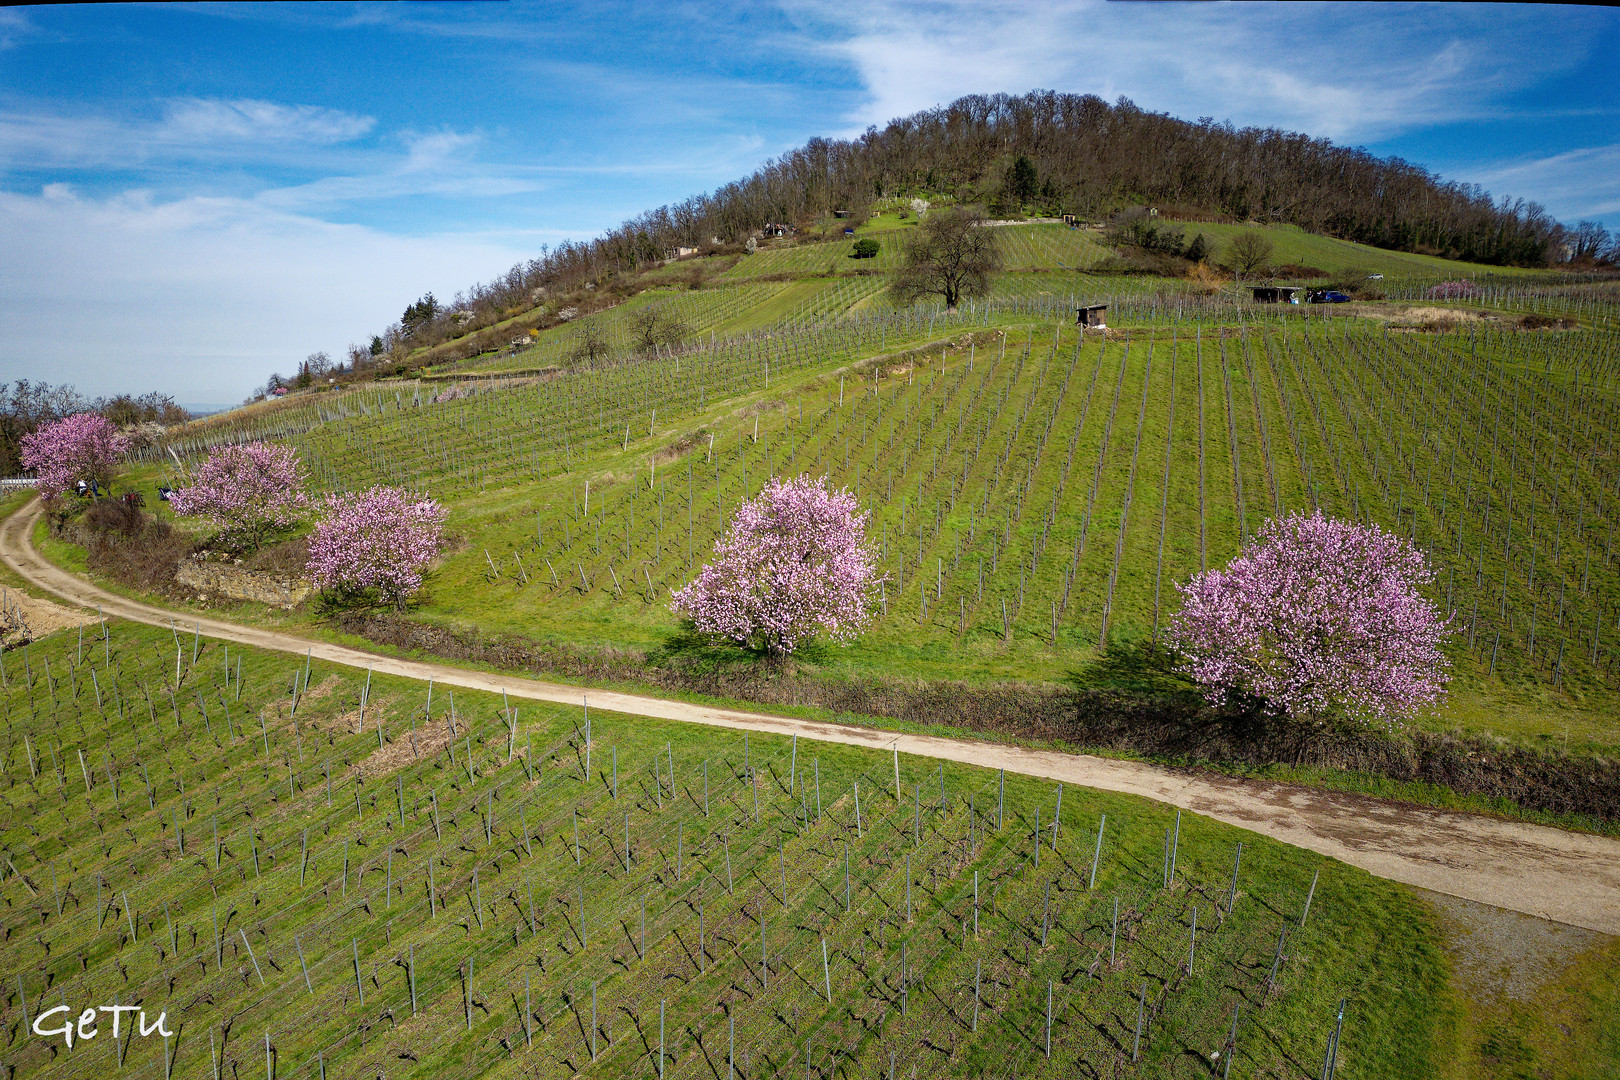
[4,497,1618,934]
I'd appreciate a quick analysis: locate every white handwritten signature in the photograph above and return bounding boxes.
[32,1005,172,1048]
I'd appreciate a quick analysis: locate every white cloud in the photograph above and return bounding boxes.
[783,0,1591,145]
[0,97,375,173]
[0,187,544,401]
[1461,144,1620,224]
[157,98,376,145]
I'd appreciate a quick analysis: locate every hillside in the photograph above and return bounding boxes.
[282,89,1580,384]
[0,622,1462,1080]
[143,221,1620,762]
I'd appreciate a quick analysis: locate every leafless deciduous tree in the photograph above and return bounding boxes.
[568,322,612,368]
[891,206,1002,311]
[630,308,688,357]
[1226,233,1275,278]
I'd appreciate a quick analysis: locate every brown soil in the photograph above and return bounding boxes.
[0,583,103,643]
[354,710,459,778]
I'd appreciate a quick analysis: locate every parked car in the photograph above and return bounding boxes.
[1309,290,1352,303]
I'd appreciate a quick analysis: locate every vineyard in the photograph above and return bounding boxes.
[134,304,1620,750]
[0,621,1445,1079]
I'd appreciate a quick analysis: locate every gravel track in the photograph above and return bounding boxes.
[4,497,1617,933]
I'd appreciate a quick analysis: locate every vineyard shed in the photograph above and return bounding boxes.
[1076,304,1108,328]
[1252,286,1303,304]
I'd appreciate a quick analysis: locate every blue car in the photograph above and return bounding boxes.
[1310,290,1352,303]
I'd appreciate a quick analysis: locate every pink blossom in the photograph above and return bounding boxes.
[169,442,308,547]
[307,486,447,610]
[1427,280,1478,299]
[671,474,882,655]
[19,413,130,503]
[1165,510,1452,726]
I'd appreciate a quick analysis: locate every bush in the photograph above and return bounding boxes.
[851,238,880,259]
[79,505,193,594]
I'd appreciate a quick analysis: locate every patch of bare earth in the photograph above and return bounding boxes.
[353,709,461,778]
[1,583,102,645]
[1414,887,1608,1003]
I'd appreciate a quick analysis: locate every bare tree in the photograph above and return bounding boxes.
[568,322,612,368]
[892,206,1002,311]
[630,307,688,357]
[1569,220,1611,262]
[1226,233,1274,278]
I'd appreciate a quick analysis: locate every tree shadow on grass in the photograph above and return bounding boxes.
[648,626,836,679]
[1067,638,1199,696]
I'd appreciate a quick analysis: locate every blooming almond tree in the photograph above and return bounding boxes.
[307,486,447,611]
[671,474,881,656]
[1165,510,1451,726]
[168,442,308,549]
[19,413,130,504]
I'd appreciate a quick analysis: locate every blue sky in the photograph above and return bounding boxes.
[1,1,1615,404]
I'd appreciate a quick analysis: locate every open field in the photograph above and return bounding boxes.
[0,620,1460,1079]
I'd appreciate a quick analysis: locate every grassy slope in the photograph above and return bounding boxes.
[125,305,1620,763]
[1163,220,1547,280]
[0,621,1461,1079]
[113,224,1620,764]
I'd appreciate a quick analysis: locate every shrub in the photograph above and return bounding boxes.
[851,238,880,259]
[1166,510,1451,727]
[671,474,882,656]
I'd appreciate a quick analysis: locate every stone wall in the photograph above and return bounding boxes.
[175,560,313,608]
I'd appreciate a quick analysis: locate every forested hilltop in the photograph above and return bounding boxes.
[315,90,1580,374]
[508,92,1562,290]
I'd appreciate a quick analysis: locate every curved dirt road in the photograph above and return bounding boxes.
[4,498,1618,934]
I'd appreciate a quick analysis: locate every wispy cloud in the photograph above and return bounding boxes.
[158,98,376,145]
[0,8,35,50]
[1461,144,1620,222]
[785,0,1594,144]
[0,97,375,172]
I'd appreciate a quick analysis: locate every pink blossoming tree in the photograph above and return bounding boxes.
[1427,280,1478,299]
[168,442,308,549]
[1165,510,1451,726]
[307,486,447,611]
[19,413,130,504]
[671,474,882,656]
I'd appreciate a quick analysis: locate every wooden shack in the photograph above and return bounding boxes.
[1076,304,1108,328]
[1251,286,1302,304]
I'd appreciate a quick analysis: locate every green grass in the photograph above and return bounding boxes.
[0,619,1459,1079]
[394,320,1620,753]
[129,291,1620,759]
[1164,220,1546,281]
[111,220,1620,767]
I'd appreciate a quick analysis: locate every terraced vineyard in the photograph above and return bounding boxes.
[0,622,1444,1079]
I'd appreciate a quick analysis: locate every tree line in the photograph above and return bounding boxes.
[0,381,189,476]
